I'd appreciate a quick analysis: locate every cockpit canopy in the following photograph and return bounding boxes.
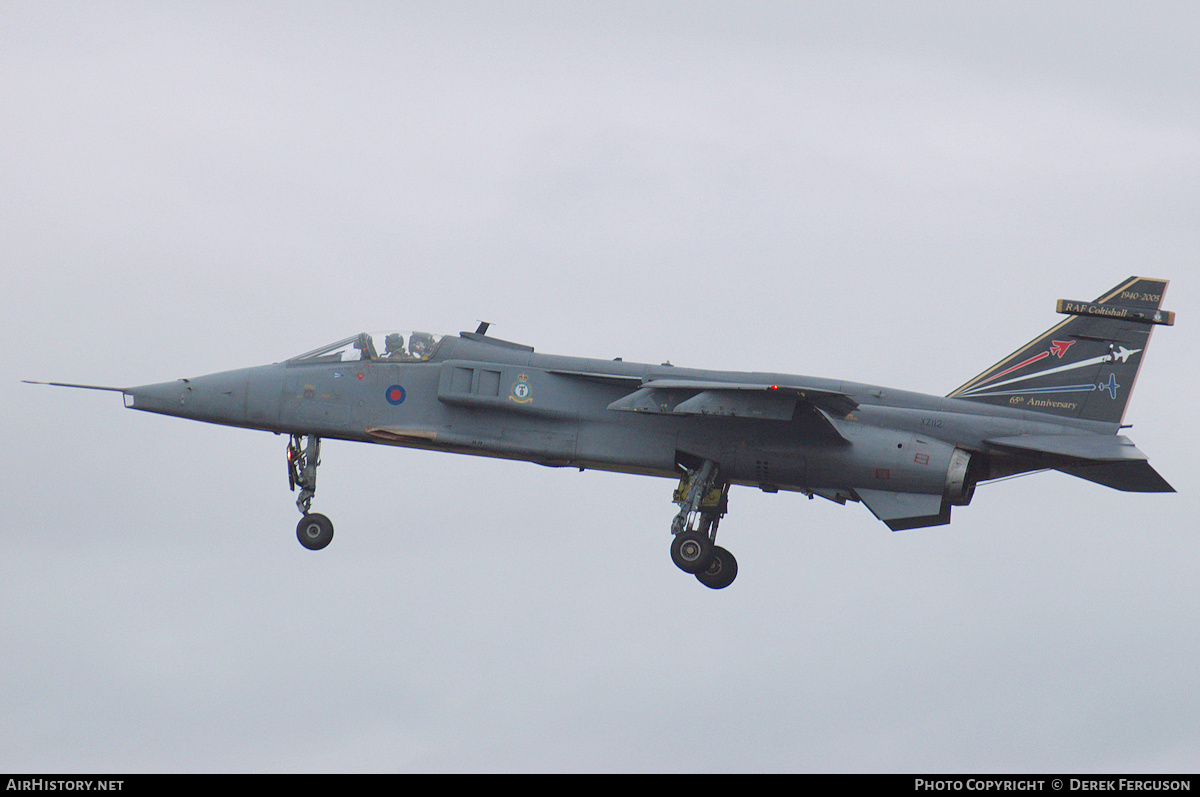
[288,331,444,364]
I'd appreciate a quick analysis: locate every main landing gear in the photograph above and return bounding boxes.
[670,460,737,589]
[287,434,333,550]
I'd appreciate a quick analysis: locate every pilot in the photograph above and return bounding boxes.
[383,333,409,360]
[354,334,377,361]
[409,332,434,360]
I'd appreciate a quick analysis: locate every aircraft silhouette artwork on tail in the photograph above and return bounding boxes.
[27,277,1175,589]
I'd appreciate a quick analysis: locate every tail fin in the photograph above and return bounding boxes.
[948,277,1173,425]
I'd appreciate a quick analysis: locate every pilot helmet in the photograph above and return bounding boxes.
[385,333,405,353]
[409,332,434,357]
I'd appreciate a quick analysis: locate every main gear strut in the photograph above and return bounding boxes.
[669,459,737,588]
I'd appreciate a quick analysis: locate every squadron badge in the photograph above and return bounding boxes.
[509,374,532,404]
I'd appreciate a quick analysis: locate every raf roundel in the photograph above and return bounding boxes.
[385,385,406,405]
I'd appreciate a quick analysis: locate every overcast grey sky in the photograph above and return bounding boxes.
[3,1,1199,773]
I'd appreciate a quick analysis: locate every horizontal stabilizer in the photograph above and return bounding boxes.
[985,433,1149,462]
[855,489,951,531]
[1057,460,1174,492]
[985,433,1174,492]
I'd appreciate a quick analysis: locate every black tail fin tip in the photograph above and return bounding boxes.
[948,277,1173,425]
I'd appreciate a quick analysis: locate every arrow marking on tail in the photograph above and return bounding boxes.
[1049,340,1075,358]
[961,348,1141,397]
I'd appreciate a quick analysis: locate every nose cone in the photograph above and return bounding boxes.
[123,379,187,414]
[124,369,252,427]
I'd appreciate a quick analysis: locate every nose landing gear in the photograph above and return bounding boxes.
[296,512,334,550]
[670,459,737,589]
[287,434,333,550]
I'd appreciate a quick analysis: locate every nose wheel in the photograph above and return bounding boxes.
[288,434,334,550]
[670,459,737,588]
[297,512,334,550]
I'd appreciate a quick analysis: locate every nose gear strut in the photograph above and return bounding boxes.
[287,434,333,550]
[669,459,736,588]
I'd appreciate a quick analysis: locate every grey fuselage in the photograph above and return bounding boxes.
[123,330,1111,504]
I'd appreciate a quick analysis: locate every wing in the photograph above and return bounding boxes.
[606,378,857,440]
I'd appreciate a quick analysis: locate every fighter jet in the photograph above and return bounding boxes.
[27,276,1175,589]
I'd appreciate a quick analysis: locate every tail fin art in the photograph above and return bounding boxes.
[948,277,1174,425]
